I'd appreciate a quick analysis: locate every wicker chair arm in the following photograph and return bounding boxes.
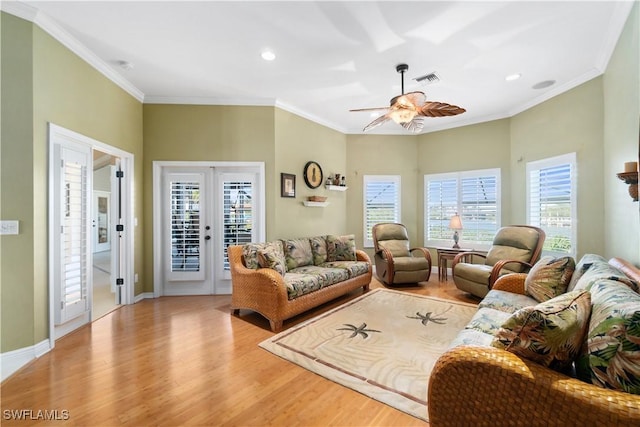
[355,249,372,264]
[489,259,533,287]
[491,273,528,294]
[429,346,640,426]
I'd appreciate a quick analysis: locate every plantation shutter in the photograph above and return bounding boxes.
[56,145,91,324]
[426,178,457,241]
[460,175,498,243]
[363,175,401,247]
[527,154,575,255]
[221,178,254,271]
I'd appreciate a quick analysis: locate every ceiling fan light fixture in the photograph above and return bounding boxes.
[389,109,417,124]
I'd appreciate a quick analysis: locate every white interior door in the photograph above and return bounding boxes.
[163,168,214,295]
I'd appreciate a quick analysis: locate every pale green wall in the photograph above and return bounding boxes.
[603,2,640,262]
[0,14,143,353]
[273,109,348,239]
[345,135,420,259]
[142,104,276,293]
[1,14,35,352]
[510,78,605,258]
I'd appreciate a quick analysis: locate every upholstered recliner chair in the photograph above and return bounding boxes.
[451,225,545,298]
[372,223,432,285]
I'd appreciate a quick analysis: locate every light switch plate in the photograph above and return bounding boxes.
[0,220,19,235]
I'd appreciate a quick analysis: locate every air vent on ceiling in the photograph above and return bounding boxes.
[414,72,440,85]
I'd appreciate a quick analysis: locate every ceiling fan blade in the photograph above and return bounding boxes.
[401,117,424,133]
[362,114,391,132]
[419,102,466,117]
[349,107,390,112]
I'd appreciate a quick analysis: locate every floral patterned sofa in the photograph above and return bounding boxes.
[228,234,372,332]
[429,254,640,426]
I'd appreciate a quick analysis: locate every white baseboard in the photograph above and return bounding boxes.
[134,292,155,303]
[1,339,51,382]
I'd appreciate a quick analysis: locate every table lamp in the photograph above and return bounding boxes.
[449,213,463,249]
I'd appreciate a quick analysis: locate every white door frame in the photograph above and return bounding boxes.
[152,161,265,297]
[48,123,135,346]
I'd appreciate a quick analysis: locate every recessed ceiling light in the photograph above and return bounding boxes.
[261,50,276,61]
[532,80,556,90]
[505,73,521,81]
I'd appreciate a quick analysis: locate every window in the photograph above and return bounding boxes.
[425,169,500,247]
[527,153,576,257]
[363,175,401,247]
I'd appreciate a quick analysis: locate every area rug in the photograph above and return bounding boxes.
[259,288,477,421]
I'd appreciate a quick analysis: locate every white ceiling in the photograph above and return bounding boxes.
[4,1,635,134]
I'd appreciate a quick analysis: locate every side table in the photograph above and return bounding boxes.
[436,247,473,281]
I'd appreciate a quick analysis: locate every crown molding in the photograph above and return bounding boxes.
[1,1,145,103]
[594,1,635,73]
[274,100,347,134]
[143,96,276,106]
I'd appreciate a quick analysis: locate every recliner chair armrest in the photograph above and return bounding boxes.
[409,247,432,263]
[451,251,486,268]
[489,259,533,288]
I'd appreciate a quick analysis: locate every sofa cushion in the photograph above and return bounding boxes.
[288,265,350,286]
[492,290,591,371]
[449,328,494,348]
[283,273,324,300]
[569,254,639,293]
[465,307,512,336]
[257,246,287,276]
[478,290,538,314]
[283,238,314,270]
[525,256,575,302]
[321,261,370,278]
[310,235,328,265]
[326,234,357,261]
[576,278,640,394]
[243,241,283,270]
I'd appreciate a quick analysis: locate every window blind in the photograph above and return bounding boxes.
[363,176,400,247]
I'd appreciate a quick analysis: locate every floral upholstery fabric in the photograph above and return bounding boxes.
[283,273,323,300]
[282,238,314,270]
[576,278,640,394]
[568,254,639,293]
[310,236,328,265]
[242,241,283,270]
[449,328,494,349]
[465,307,512,336]
[257,246,287,276]
[525,256,576,302]
[326,234,357,261]
[492,290,591,371]
[478,290,538,314]
[321,261,370,278]
[288,265,350,286]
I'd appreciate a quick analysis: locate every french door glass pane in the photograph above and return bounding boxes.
[222,181,253,270]
[63,161,87,308]
[170,181,201,272]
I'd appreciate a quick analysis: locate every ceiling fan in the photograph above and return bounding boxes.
[350,63,466,133]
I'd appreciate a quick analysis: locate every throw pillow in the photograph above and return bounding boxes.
[326,234,357,262]
[491,290,591,371]
[525,256,576,302]
[242,241,281,270]
[576,279,640,395]
[310,236,328,265]
[282,238,314,270]
[257,246,287,276]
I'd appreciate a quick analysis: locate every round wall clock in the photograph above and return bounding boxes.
[303,161,323,189]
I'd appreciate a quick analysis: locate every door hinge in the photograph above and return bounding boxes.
[60,301,64,309]
[116,278,124,286]
[116,170,124,178]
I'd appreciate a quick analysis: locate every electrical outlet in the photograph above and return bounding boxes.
[0,220,19,235]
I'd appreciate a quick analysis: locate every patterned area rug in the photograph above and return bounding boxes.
[259,288,477,421]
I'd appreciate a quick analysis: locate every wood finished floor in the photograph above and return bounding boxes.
[1,269,479,426]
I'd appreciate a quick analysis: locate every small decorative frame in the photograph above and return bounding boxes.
[281,173,296,198]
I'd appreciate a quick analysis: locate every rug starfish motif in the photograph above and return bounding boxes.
[337,322,381,339]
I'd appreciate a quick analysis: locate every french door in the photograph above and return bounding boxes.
[158,164,263,296]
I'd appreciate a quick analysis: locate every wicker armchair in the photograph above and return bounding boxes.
[428,264,640,426]
[451,225,545,298]
[372,223,432,285]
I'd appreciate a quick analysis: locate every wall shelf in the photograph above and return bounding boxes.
[325,185,347,191]
[303,201,329,207]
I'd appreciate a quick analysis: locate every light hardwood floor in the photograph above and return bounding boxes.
[1,269,478,426]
